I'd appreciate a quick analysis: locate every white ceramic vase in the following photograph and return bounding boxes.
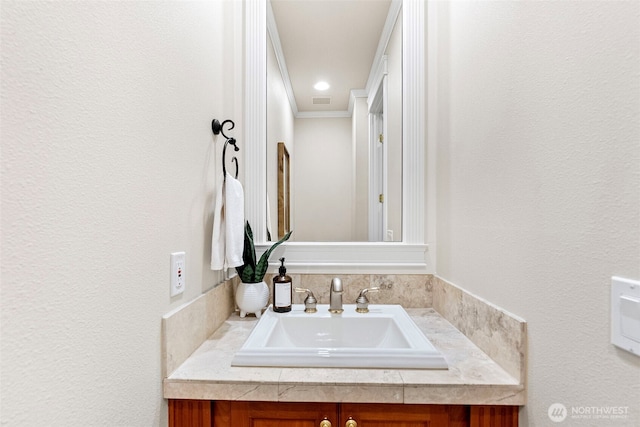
[236,281,269,318]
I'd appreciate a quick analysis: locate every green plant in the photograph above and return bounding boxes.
[236,221,292,283]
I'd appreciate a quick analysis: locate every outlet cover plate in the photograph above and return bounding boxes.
[611,276,640,357]
[171,252,186,297]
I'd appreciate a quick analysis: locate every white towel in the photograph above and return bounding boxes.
[211,172,245,270]
[223,173,244,267]
[211,173,226,270]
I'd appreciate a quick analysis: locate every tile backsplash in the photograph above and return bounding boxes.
[264,273,433,308]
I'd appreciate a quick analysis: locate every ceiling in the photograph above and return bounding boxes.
[270,0,393,114]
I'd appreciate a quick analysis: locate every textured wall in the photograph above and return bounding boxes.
[1,1,239,425]
[434,1,640,426]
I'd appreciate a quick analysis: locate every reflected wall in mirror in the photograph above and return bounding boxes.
[266,0,403,242]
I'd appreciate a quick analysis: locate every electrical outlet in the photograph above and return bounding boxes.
[170,252,186,296]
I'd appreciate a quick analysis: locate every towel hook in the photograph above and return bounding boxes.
[211,119,235,139]
[212,119,239,179]
[223,138,239,179]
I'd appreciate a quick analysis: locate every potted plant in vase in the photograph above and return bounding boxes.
[235,221,292,317]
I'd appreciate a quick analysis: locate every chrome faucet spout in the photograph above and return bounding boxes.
[329,277,344,314]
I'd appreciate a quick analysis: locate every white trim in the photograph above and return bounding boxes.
[348,89,368,115]
[365,0,402,94]
[257,242,432,274]
[402,0,424,244]
[245,0,429,273]
[266,0,299,117]
[368,106,383,242]
[245,0,268,242]
[426,0,439,268]
[382,73,389,241]
[367,55,388,109]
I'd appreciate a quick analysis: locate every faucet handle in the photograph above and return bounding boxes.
[355,287,380,313]
[294,288,317,313]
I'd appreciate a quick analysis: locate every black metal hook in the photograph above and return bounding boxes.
[211,119,235,140]
[212,119,239,179]
[223,137,239,179]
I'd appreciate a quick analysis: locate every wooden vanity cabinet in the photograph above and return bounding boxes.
[169,400,518,427]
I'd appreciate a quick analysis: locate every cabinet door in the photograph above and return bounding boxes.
[228,401,339,427]
[340,403,468,427]
[169,399,212,427]
[470,406,518,427]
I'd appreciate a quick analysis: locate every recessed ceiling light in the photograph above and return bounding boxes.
[314,81,330,91]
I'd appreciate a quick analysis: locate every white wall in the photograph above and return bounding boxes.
[293,117,353,241]
[433,1,640,425]
[0,1,240,425]
[266,32,295,241]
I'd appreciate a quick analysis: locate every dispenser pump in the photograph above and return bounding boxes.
[273,257,292,312]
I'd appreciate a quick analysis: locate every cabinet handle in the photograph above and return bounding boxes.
[320,418,332,427]
[345,417,357,427]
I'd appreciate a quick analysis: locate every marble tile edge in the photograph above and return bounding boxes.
[432,276,527,386]
[276,382,405,389]
[164,378,524,405]
[433,276,526,324]
[162,278,236,378]
[277,383,404,403]
[164,378,281,386]
[163,379,279,401]
[403,384,526,406]
[398,375,521,388]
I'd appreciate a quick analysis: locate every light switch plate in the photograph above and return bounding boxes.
[611,276,640,356]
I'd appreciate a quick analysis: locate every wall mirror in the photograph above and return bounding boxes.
[266,0,402,243]
[244,0,432,273]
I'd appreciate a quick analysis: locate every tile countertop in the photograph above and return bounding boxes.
[163,307,525,406]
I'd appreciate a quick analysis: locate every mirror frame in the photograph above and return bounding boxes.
[244,0,431,273]
[277,142,290,239]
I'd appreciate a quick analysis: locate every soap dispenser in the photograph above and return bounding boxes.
[273,257,292,312]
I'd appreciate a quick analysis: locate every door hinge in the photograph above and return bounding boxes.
[378,134,384,143]
[379,193,384,203]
